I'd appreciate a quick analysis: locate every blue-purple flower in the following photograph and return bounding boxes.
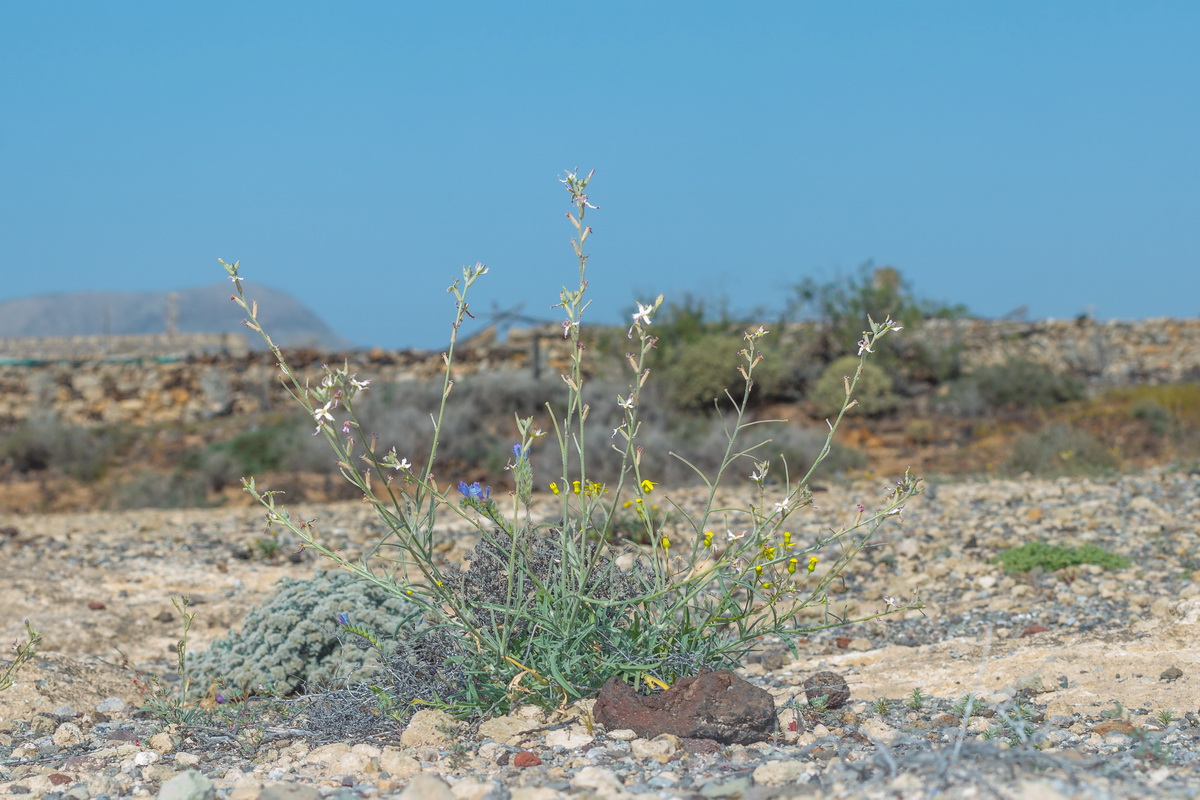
[335,612,350,627]
[512,443,524,458]
[458,481,491,500]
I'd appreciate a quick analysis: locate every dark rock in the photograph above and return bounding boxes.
[803,671,850,709]
[594,670,775,745]
[1160,666,1183,682]
[681,737,722,754]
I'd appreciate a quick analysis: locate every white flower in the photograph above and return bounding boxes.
[883,596,901,611]
[312,401,335,434]
[628,302,656,337]
[857,337,874,356]
[886,505,905,517]
[617,394,635,410]
[396,458,411,471]
[727,529,747,541]
[749,470,763,482]
[351,376,371,392]
[774,499,790,514]
[882,316,903,333]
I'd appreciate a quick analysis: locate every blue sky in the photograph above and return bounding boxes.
[2,1,1197,349]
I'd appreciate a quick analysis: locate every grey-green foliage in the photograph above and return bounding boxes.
[810,355,899,418]
[187,571,414,699]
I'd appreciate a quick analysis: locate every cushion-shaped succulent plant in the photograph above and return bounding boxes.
[187,570,413,699]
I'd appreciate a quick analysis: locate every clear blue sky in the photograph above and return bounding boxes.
[2,1,1197,349]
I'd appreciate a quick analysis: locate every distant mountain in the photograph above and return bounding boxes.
[0,284,353,350]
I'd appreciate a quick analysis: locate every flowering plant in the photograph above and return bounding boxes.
[219,169,922,719]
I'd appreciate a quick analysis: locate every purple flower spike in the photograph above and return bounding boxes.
[512,443,524,458]
[335,612,350,626]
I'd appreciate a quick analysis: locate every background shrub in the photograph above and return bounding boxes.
[1005,423,1120,476]
[809,355,899,418]
[942,359,1085,415]
[0,414,119,482]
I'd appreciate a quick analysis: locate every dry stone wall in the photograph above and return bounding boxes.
[1,319,1198,429]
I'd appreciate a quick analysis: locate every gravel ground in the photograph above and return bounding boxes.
[2,468,1200,799]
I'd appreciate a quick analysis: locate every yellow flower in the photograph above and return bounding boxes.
[782,531,792,548]
[640,479,657,493]
[807,556,819,574]
[703,531,714,548]
[660,535,670,550]
[572,480,582,494]
[550,482,561,496]
[787,557,798,574]
[762,545,776,560]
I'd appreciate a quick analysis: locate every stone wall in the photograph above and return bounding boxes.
[0,319,1197,429]
[0,332,248,363]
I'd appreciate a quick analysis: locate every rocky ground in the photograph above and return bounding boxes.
[2,470,1200,799]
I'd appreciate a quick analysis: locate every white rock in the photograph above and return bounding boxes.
[752,760,809,786]
[135,750,161,766]
[400,773,455,800]
[401,709,458,747]
[605,728,638,741]
[629,734,680,764]
[379,747,422,778]
[53,722,85,747]
[477,714,539,743]
[571,766,627,798]
[451,777,509,800]
[544,727,594,749]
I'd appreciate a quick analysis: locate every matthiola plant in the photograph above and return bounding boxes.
[218,169,922,720]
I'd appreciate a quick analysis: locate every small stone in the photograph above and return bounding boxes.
[399,774,454,800]
[48,774,73,786]
[1160,666,1183,682]
[135,750,162,766]
[30,714,58,734]
[543,728,593,749]
[572,767,625,797]
[149,732,175,753]
[803,671,851,709]
[53,722,85,747]
[1020,625,1049,637]
[174,752,201,767]
[96,697,127,714]
[52,705,77,719]
[513,750,542,767]
[630,734,681,764]
[450,778,509,800]
[399,709,458,748]
[259,785,322,800]
[477,714,538,743]
[1092,719,1135,736]
[606,728,638,741]
[752,760,809,785]
[379,747,421,778]
[158,770,215,800]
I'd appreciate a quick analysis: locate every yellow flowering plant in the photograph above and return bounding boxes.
[219,169,923,722]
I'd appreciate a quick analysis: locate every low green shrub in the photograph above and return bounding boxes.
[809,355,899,418]
[1006,423,1121,476]
[993,541,1130,574]
[0,415,119,482]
